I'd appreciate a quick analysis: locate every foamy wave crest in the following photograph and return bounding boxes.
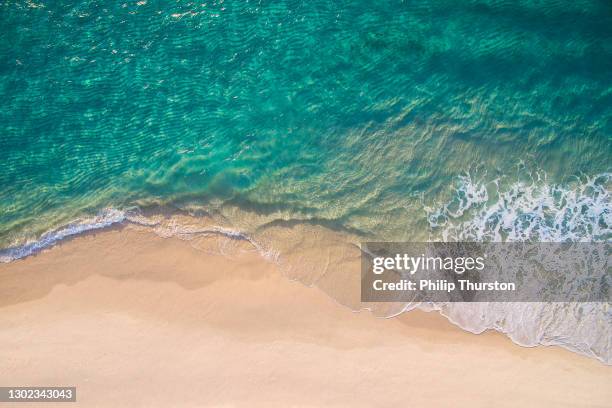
[427,172,610,242]
[0,208,127,263]
[0,205,280,265]
[424,172,611,364]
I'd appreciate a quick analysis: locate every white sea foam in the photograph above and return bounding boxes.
[0,207,276,263]
[426,172,610,242]
[424,172,611,364]
[0,208,128,263]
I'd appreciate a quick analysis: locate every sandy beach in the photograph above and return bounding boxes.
[0,227,610,407]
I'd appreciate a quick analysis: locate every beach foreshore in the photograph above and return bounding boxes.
[0,227,610,407]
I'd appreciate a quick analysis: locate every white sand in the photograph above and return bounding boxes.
[0,228,610,407]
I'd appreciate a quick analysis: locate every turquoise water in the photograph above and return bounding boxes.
[1,0,611,363]
[1,0,610,248]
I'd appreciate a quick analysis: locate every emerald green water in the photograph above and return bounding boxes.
[1,0,610,248]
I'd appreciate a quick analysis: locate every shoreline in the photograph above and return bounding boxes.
[0,226,610,407]
[2,208,610,365]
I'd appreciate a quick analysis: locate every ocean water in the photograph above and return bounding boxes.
[1,1,611,361]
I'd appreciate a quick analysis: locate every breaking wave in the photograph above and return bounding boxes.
[426,172,610,242]
[424,172,611,364]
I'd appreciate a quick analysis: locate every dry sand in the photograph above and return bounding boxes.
[0,227,610,407]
